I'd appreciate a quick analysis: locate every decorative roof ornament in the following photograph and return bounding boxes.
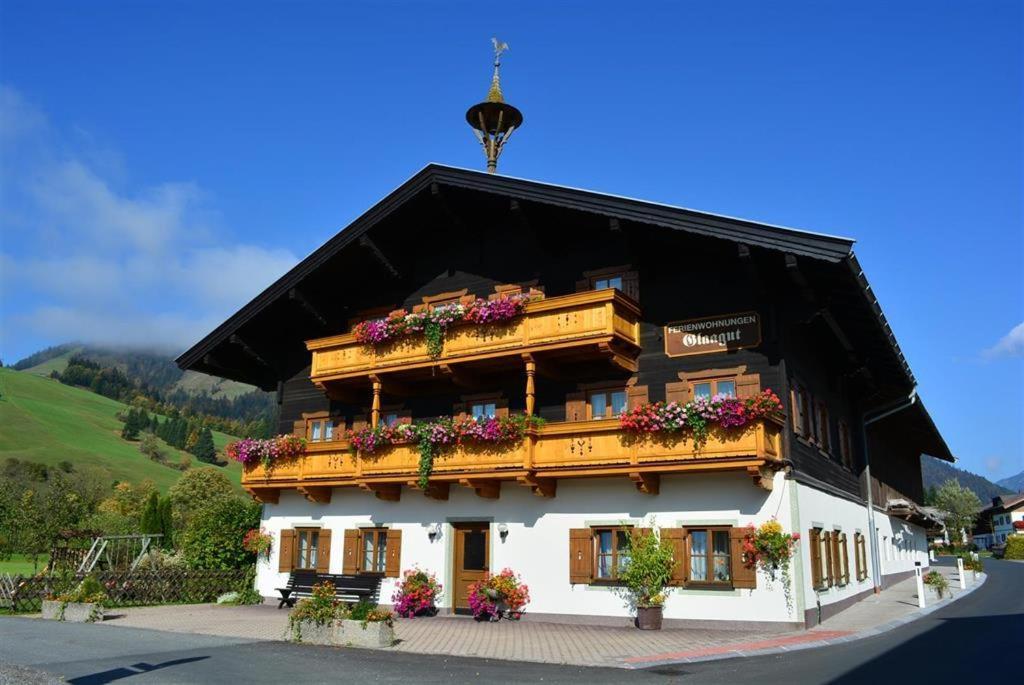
[466,37,523,174]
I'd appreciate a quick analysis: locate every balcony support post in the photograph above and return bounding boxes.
[523,354,536,416]
[370,376,382,428]
[629,472,660,495]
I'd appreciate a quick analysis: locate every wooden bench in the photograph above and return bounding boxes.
[276,571,382,609]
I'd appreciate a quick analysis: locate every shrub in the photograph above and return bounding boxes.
[620,526,676,609]
[1005,536,1024,560]
[467,568,530,620]
[180,498,261,569]
[392,568,441,618]
[962,557,983,572]
[923,570,949,598]
[289,582,341,640]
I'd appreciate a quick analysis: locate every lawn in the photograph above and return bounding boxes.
[0,553,49,576]
[0,368,241,491]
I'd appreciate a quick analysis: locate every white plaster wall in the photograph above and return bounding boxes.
[793,482,929,613]
[255,471,799,623]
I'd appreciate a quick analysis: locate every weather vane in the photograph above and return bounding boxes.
[466,37,523,174]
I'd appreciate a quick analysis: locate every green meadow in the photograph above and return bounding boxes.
[0,368,241,491]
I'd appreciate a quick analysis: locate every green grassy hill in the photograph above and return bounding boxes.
[0,368,241,491]
[21,346,82,377]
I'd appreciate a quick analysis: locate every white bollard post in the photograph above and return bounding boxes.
[929,549,936,562]
[956,557,966,589]
[915,563,926,608]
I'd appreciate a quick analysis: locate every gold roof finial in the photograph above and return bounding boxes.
[487,37,509,103]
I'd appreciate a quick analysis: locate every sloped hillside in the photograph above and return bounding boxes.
[921,455,1011,504]
[0,368,241,490]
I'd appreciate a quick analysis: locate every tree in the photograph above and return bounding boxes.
[192,428,217,464]
[139,432,165,463]
[180,498,261,569]
[168,467,236,528]
[140,491,161,534]
[934,479,982,546]
[158,496,175,550]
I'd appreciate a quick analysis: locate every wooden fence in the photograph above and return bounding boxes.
[4,569,249,613]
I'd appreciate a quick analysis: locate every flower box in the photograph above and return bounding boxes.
[339,619,396,648]
[289,619,338,646]
[924,586,947,602]
[41,600,104,623]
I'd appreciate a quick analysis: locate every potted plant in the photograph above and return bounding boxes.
[242,528,273,559]
[620,526,676,630]
[466,568,530,621]
[962,557,983,581]
[42,575,107,623]
[288,582,342,645]
[341,600,396,648]
[922,570,950,601]
[392,568,442,618]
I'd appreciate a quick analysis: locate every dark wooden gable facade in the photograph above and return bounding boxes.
[177,164,953,505]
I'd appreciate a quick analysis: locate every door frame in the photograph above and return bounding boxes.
[450,521,492,615]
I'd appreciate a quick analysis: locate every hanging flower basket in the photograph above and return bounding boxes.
[227,435,306,469]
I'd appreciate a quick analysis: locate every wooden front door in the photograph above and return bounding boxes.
[452,523,490,614]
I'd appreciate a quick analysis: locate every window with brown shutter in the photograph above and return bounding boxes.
[661,528,687,586]
[279,529,296,572]
[316,529,332,573]
[578,266,640,302]
[358,528,389,574]
[592,526,632,581]
[342,529,359,575]
[837,533,849,586]
[821,530,834,587]
[384,529,402,578]
[293,528,321,571]
[685,527,732,586]
[854,532,868,581]
[810,527,833,590]
[729,527,757,589]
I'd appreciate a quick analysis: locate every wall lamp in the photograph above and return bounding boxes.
[428,523,442,542]
[498,523,509,542]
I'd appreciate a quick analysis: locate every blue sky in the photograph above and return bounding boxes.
[1,1,1021,481]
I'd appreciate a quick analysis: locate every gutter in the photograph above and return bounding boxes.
[862,388,918,593]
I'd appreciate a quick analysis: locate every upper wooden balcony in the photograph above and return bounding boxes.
[305,289,642,389]
[242,417,784,504]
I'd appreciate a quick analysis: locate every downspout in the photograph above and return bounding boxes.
[862,388,917,593]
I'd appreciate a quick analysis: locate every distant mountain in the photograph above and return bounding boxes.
[922,456,1013,504]
[996,470,1024,494]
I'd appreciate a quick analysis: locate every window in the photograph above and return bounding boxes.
[688,528,732,584]
[594,275,623,291]
[809,528,833,590]
[836,532,850,586]
[816,403,831,452]
[592,527,631,581]
[588,389,628,420]
[579,266,639,301]
[309,418,334,442]
[854,532,868,581]
[360,528,388,574]
[295,528,320,570]
[790,384,810,437]
[691,378,737,400]
[382,413,399,427]
[470,402,497,419]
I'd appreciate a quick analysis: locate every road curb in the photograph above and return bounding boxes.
[626,572,987,669]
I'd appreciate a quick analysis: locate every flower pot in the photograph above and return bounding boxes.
[924,586,946,603]
[41,600,104,623]
[635,605,663,631]
[339,619,395,648]
[289,619,337,645]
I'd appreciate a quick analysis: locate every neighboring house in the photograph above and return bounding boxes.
[976,494,1024,547]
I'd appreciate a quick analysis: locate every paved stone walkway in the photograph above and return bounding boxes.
[85,563,977,669]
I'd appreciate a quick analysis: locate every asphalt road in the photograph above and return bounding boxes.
[1,558,1019,684]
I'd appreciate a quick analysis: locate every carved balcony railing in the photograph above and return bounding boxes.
[242,417,784,503]
[305,289,642,388]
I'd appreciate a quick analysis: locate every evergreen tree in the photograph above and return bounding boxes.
[139,491,161,534]
[158,496,174,550]
[193,427,217,464]
[120,408,141,440]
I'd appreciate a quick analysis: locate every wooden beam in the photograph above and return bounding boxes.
[608,217,621,232]
[316,381,362,404]
[298,486,332,504]
[747,465,775,491]
[288,288,329,328]
[784,253,815,302]
[368,373,413,396]
[459,478,500,499]
[517,475,556,498]
[359,483,401,501]
[523,354,536,416]
[629,472,660,495]
[203,353,276,391]
[229,334,274,371]
[358,234,400,278]
[438,363,480,389]
[409,480,450,501]
[245,487,280,504]
[598,342,639,373]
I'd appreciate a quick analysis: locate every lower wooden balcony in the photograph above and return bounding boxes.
[243,418,784,503]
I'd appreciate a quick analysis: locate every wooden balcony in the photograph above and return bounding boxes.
[242,418,784,503]
[305,289,642,388]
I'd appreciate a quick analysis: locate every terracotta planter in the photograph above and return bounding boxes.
[41,600,104,623]
[635,605,663,630]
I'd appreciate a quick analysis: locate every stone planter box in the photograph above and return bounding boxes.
[338,619,395,648]
[41,600,104,623]
[924,586,948,603]
[289,619,395,648]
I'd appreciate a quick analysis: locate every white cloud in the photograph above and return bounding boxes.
[0,85,299,356]
[984,322,1024,359]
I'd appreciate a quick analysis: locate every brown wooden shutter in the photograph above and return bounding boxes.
[279,529,296,572]
[627,385,649,410]
[662,528,686,586]
[292,419,307,438]
[840,533,849,584]
[822,531,834,587]
[735,373,761,399]
[342,529,359,575]
[316,529,332,573]
[730,527,757,589]
[830,532,841,585]
[385,529,402,578]
[569,529,593,584]
[790,388,803,435]
[565,392,586,422]
[621,271,640,302]
[665,381,690,405]
[809,528,821,589]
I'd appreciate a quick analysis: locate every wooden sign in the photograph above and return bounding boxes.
[664,311,761,357]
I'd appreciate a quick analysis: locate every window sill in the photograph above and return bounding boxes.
[681,582,734,591]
